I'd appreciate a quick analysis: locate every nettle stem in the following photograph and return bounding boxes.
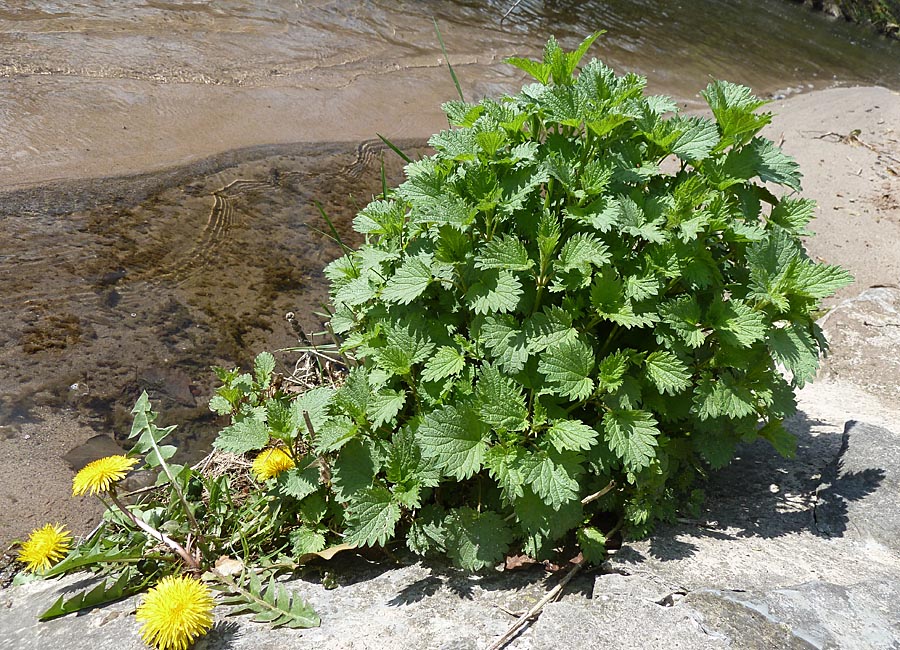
[108,490,200,571]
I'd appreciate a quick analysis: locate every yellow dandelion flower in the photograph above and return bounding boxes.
[72,454,139,496]
[251,447,295,481]
[136,575,215,650]
[17,523,72,573]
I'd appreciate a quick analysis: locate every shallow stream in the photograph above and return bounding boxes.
[1,0,899,458]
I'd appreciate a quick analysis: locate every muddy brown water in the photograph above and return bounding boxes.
[1,0,899,463]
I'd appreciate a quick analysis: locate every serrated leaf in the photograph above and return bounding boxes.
[577,526,608,564]
[597,351,629,393]
[603,409,659,472]
[660,295,707,348]
[792,261,853,300]
[214,416,269,454]
[590,271,658,329]
[524,307,578,354]
[475,235,534,271]
[290,526,327,556]
[292,387,334,439]
[475,364,528,432]
[767,324,820,386]
[331,439,377,501]
[313,416,356,454]
[381,253,433,305]
[557,232,611,276]
[702,80,770,144]
[465,269,523,315]
[39,569,147,621]
[418,405,490,480]
[711,298,767,348]
[547,419,599,453]
[513,487,584,540]
[368,389,407,428]
[504,56,551,84]
[444,507,513,571]
[422,346,466,383]
[759,419,797,458]
[670,116,719,162]
[221,572,319,629]
[538,337,595,400]
[386,427,440,489]
[479,314,529,374]
[521,451,582,509]
[714,137,801,192]
[693,373,757,420]
[768,197,816,235]
[277,462,321,500]
[407,504,447,556]
[335,276,376,308]
[254,352,276,388]
[484,445,527,500]
[344,486,401,547]
[618,196,666,243]
[644,350,692,395]
[429,128,479,161]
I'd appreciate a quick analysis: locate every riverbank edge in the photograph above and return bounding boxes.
[790,0,900,38]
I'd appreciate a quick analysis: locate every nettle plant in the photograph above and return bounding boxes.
[312,34,851,568]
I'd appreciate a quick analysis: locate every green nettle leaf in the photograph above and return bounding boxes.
[557,232,611,277]
[335,276,377,308]
[590,271,658,329]
[422,346,466,383]
[444,507,513,571]
[711,298,767,348]
[345,487,402,547]
[254,352,276,388]
[290,526,327,556]
[368,389,407,428]
[792,260,853,300]
[382,253,433,305]
[603,409,660,472]
[292,387,334,438]
[597,351,629,393]
[522,451,582,509]
[670,116,719,162]
[577,527,608,564]
[479,314,530,374]
[538,337,595,401]
[417,405,490,480]
[547,419,599,453]
[693,372,757,420]
[659,295,707,349]
[277,462,321,500]
[525,307,578,354]
[475,235,534,271]
[465,269,523,315]
[484,445,527,500]
[214,417,269,455]
[768,197,816,235]
[766,325,819,386]
[475,364,528,432]
[331,439,377,502]
[644,350,692,395]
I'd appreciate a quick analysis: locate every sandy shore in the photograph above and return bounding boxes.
[2,85,898,550]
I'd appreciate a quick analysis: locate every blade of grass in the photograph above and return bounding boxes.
[314,201,357,271]
[433,18,463,102]
[376,133,412,164]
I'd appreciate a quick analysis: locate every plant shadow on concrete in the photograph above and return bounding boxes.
[621,413,885,562]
